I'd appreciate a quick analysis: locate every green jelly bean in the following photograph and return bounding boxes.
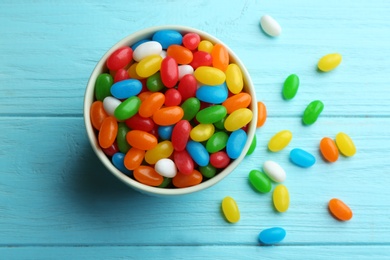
[214,117,226,130]
[114,96,141,121]
[199,164,217,179]
[117,122,131,153]
[196,105,227,124]
[181,97,200,121]
[95,73,113,101]
[282,74,299,100]
[246,135,257,155]
[206,131,229,153]
[147,72,165,92]
[302,100,324,125]
[249,169,272,193]
[158,177,172,188]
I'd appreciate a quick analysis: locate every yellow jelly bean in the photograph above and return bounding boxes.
[127,62,144,79]
[225,63,244,94]
[318,53,342,72]
[273,184,289,213]
[145,140,174,165]
[224,108,253,132]
[190,124,215,142]
[268,130,293,152]
[221,196,240,223]
[194,66,226,86]
[335,132,356,157]
[136,54,163,78]
[198,40,214,53]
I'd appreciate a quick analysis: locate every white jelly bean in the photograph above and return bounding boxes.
[178,65,194,80]
[263,160,286,182]
[260,15,282,37]
[155,158,177,178]
[103,96,121,116]
[133,41,163,62]
[160,50,167,59]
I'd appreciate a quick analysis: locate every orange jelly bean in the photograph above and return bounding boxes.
[328,198,353,221]
[98,116,118,149]
[257,101,267,128]
[90,101,109,130]
[166,44,193,65]
[137,91,153,102]
[126,130,158,150]
[127,62,144,80]
[320,137,339,162]
[153,106,184,126]
[138,92,165,118]
[172,170,203,188]
[211,43,229,71]
[133,166,163,186]
[222,93,252,114]
[124,147,145,170]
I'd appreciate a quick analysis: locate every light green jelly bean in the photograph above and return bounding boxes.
[114,96,141,121]
[95,73,113,101]
[282,74,299,100]
[158,177,172,188]
[196,105,227,124]
[206,131,229,153]
[199,164,217,179]
[117,122,131,153]
[181,97,201,121]
[249,169,272,193]
[246,135,257,155]
[147,72,165,92]
[303,100,324,125]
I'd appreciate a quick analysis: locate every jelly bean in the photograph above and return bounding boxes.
[158,177,172,188]
[225,63,244,94]
[137,91,152,102]
[103,96,121,116]
[177,74,197,101]
[302,100,324,125]
[114,96,141,121]
[98,116,118,149]
[127,63,144,80]
[171,120,191,151]
[213,117,226,130]
[153,106,184,126]
[152,30,183,49]
[268,130,293,152]
[199,164,216,179]
[190,124,215,142]
[173,150,194,175]
[263,160,286,183]
[194,66,226,86]
[158,125,174,140]
[206,131,229,153]
[196,105,227,124]
[106,46,133,71]
[335,132,356,157]
[155,158,177,178]
[133,165,163,187]
[113,68,130,83]
[112,152,132,175]
[172,169,203,188]
[258,227,286,245]
[124,147,145,170]
[182,32,200,50]
[221,196,240,223]
[160,56,179,88]
[273,184,290,212]
[181,97,201,121]
[125,113,155,132]
[260,15,282,37]
[110,79,142,99]
[186,141,209,167]
[178,65,194,80]
[139,92,165,118]
[160,50,167,59]
[167,44,193,65]
[328,198,353,221]
[146,72,165,92]
[198,40,213,53]
[246,135,257,156]
[290,148,316,168]
[117,122,131,153]
[102,142,119,157]
[131,39,149,50]
[211,43,229,71]
[190,51,213,70]
[257,101,267,128]
[282,74,299,100]
[164,88,182,106]
[210,151,230,168]
[224,108,253,132]
[196,83,228,104]
[226,129,247,159]
[249,170,272,193]
[132,41,163,62]
[90,101,109,130]
[320,137,339,162]
[126,130,158,150]
[145,140,174,165]
[222,92,251,114]
[136,54,163,78]
[95,73,113,101]
[318,53,342,72]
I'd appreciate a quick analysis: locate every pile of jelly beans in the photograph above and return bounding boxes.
[90,29,256,189]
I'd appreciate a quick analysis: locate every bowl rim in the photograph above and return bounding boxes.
[84,25,258,196]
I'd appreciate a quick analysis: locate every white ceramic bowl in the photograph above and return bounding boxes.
[84,25,258,196]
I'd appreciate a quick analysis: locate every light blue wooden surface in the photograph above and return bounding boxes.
[1,0,389,259]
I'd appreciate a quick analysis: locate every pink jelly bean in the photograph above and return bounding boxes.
[210,151,230,168]
[114,68,130,83]
[182,33,201,51]
[106,46,133,71]
[177,74,197,101]
[164,88,182,106]
[125,113,155,132]
[190,51,212,70]
[160,56,179,88]
[171,120,191,151]
[173,150,195,175]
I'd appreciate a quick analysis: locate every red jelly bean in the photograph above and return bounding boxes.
[210,151,231,168]
[114,68,130,83]
[153,106,184,126]
[164,88,182,106]
[139,92,165,118]
[183,33,201,51]
[171,120,192,151]
[106,46,133,71]
[102,142,119,157]
[125,113,155,132]
[177,74,197,101]
[190,51,212,70]
[126,130,158,150]
[98,116,118,149]
[167,44,193,65]
[173,150,194,175]
[160,56,179,88]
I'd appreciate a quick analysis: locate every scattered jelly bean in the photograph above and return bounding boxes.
[190,51,213,69]
[114,96,141,121]
[145,140,174,165]
[196,83,228,104]
[290,148,316,167]
[181,97,201,121]
[112,152,133,175]
[173,150,194,175]
[171,120,192,151]
[199,164,217,179]
[221,196,240,223]
[318,53,342,72]
[117,122,131,153]
[211,43,229,71]
[257,101,267,128]
[95,73,113,101]
[133,41,163,62]
[158,177,172,188]
[136,54,163,78]
[133,165,164,187]
[249,170,272,193]
[246,135,257,156]
[206,131,229,153]
[335,132,356,157]
[194,66,226,86]
[328,198,353,221]
[273,184,290,212]
[210,151,231,169]
[106,46,133,71]
[152,30,183,49]
[226,129,247,159]
[138,92,165,118]
[268,130,293,152]
[113,68,130,83]
[172,170,203,188]
[182,32,200,51]
[186,141,209,167]
[98,116,118,149]
[282,74,299,100]
[222,92,251,114]
[190,124,215,142]
[90,101,109,130]
[258,227,286,245]
[124,147,145,170]
[153,106,184,126]
[263,160,286,183]
[196,105,227,124]
[260,15,282,37]
[110,79,142,99]
[167,44,193,65]
[302,100,324,125]
[126,130,158,150]
[164,88,182,106]
[178,65,194,80]
[198,40,214,53]
[160,56,179,88]
[158,125,174,140]
[177,74,197,101]
[224,108,253,132]
[320,137,339,162]
[155,158,177,178]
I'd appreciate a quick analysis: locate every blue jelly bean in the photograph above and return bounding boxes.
[289,148,316,168]
[112,152,133,175]
[186,141,209,167]
[226,129,247,159]
[110,79,142,99]
[196,83,228,104]
[131,39,149,50]
[152,30,183,49]
[158,125,174,140]
[258,227,286,245]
